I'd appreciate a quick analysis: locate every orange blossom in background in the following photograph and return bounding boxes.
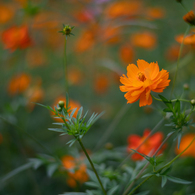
[127,129,164,160]
[2,25,32,52]
[120,59,170,107]
[176,133,195,158]
[62,155,88,188]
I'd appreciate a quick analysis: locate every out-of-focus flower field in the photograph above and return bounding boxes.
[1,0,195,194]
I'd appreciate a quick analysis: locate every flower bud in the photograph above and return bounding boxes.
[183,83,189,90]
[57,107,62,112]
[58,100,65,108]
[59,24,74,36]
[104,142,113,150]
[183,11,195,25]
[191,99,195,106]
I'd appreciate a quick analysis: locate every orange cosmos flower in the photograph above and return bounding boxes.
[175,32,195,45]
[127,129,164,161]
[145,7,165,20]
[2,25,32,52]
[120,59,170,107]
[62,155,88,188]
[130,32,157,49]
[183,11,195,25]
[105,1,142,18]
[0,4,14,24]
[8,73,31,96]
[175,134,195,158]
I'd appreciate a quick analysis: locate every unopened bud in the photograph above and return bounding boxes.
[105,142,113,150]
[183,11,195,26]
[59,24,74,36]
[191,99,195,105]
[58,100,65,108]
[183,83,189,90]
[57,107,62,112]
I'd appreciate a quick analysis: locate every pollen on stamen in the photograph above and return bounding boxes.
[138,72,146,82]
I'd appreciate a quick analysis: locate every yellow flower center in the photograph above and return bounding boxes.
[138,72,146,82]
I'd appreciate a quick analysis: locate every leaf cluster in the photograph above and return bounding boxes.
[37,98,104,147]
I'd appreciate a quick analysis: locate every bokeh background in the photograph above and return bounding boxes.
[1,0,195,194]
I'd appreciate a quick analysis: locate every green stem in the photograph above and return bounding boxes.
[64,36,68,93]
[181,2,189,12]
[170,25,190,98]
[151,94,191,103]
[127,136,195,195]
[78,139,107,195]
[128,176,153,195]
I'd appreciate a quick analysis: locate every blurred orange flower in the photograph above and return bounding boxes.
[175,33,195,45]
[146,7,165,19]
[62,155,76,169]
[101,26,121,44]
[75,29,96,52]
[127,129,164,160]
[68,67,83,86]
[25,79,44,111]
[120,59,170,107]
[130,32,157,49]
[62,155,88,188]
[8,73,31,96]
[94,75,109,94]
[0,4,14,23]
[119,45,135,64]
[175,134,195,158]
[2,25,32,52]
[52,96,81,121]
[26,48,47,67]
[165,44,188,61]
[106,1,142,18]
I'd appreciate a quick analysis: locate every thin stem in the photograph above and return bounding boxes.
[64,36,68,93]
[157,135,195,173]
[78,139,107,195]
[151,94,191,103]
[127,135,195,195]
[181,2,189,12]
[171,25,190,98]
[128,176,153,195]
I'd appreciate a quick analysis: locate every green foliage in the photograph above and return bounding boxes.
[159,95,194,148]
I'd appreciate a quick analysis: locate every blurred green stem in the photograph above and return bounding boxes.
[151,94,191,103]
[78,138,107,195]
[64,36,68,93]
[127,135,195,195]
[170,25,190,98]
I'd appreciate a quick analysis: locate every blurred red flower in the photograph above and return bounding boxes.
[2,25,32,52]
[127,129,164,160]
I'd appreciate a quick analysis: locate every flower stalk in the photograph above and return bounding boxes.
[171,25,190,98]
[77,138,107,195]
